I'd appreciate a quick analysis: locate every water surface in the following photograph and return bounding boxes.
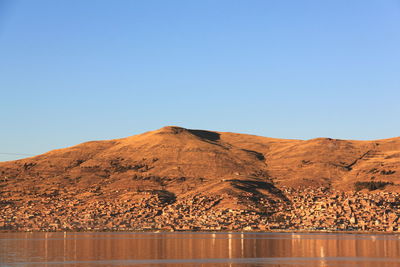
[1,232,400,266]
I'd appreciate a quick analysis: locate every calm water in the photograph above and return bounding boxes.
[1,232,400,266]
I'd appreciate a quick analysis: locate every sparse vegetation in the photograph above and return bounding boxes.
[354,181,393,191]
[380,170,396,175]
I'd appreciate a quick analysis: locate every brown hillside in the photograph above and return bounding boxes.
[1,126,400,209]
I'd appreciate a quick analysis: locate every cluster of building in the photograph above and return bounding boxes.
[279,187,400,232]
[1,187,400,232]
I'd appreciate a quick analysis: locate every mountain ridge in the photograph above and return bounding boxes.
[1,126,400,232]
[1,126,399,193]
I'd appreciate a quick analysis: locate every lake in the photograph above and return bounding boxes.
[1,232,399,266]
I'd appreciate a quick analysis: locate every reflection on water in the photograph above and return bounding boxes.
[1,232,400,266]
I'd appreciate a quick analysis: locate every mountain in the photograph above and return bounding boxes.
[2,126,399,193]
[1,126,400,231]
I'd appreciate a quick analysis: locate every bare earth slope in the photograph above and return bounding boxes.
[1,126,400,231]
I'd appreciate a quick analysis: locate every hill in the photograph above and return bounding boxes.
[1,126,400,231]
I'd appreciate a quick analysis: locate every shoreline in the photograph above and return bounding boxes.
[1,229,399,235]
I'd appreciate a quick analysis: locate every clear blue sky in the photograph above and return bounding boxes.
[1,0,399,161]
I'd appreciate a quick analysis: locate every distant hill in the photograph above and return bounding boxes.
[1,126,399,197]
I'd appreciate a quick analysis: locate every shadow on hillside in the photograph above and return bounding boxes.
[150,190,177,204]
[188,129,220,142]
[241,149,265,161]
[228,179,289,203]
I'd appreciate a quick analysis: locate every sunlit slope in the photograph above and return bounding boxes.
[1,126,399,202]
